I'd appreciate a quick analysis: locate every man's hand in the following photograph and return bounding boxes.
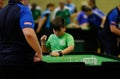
[34,52,42,62]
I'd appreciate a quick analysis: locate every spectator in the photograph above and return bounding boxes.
[41,16,74,57]
[65,0,77,14]
[76,5,89,30]
[36,3,55,41]
[88,0,106,28]
[52,1,71,26]
[83,6,104,53]
[31,2,41,31]
[65,0,78,23]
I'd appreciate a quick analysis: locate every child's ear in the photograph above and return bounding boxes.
[64,27,66,31]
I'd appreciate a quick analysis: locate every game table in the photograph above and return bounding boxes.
[42,52,120,66]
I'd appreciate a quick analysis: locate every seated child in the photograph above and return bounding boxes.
[40,16,74,56]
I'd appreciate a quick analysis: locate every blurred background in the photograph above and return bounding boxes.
[4,0,120,14]
[2,0,120,53]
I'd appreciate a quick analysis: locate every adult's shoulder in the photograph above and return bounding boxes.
[17,4,31,13]
[108,7,119,16]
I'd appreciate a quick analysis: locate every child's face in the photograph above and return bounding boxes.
[53,27,66,37]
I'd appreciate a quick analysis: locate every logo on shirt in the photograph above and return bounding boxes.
[59,40,65,46]
[111,21,116,25]
[24,22,32,25]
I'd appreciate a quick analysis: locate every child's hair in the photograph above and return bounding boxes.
[52,16,65,31]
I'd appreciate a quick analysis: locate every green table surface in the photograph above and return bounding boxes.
[42,53,120,66]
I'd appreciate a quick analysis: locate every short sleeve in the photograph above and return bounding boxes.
[108,10,118,26]
[20,7,34,29]
[67,34,75,46]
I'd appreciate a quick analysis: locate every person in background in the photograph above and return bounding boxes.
[52,1,71,26]
[101,5,120,57]
[83,6,104,53]
[65,0,77,14]
[41,16,74,57]
[36,3,54,41]
[0,0,42,66]
[0,0,4,9]
[31,2,41,31]
[65,0,77,23]
[76,5,89,30]
[88,0,106,28]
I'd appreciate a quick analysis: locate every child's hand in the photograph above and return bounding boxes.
[50,52,60,57]
[41,35,47,41]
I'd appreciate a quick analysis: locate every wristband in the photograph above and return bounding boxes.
[58,51,63,56]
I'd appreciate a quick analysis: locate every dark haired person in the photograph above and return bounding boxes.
[41,16,74,57]
[83,6,104,53]
[76,5,89,29]
[0,0,42,66]
[101,5,120,57]
[36,3,54,41]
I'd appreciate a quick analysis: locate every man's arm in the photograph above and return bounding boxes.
[22,28,42,62]
[110,25,120,36]
[100,16,106,28]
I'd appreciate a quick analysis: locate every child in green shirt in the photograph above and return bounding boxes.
[41,16,74,57]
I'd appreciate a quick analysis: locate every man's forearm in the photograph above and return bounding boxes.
[110,25,120,36]
[22,28,42,54]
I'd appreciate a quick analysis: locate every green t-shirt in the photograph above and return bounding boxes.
[55,9,70,26]
[46,33,74,52]
[31,9,41,21]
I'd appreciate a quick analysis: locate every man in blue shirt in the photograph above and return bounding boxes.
[88,0,106,28]
[0,0,42,66]
[101,5,120,56]
[83,6,104,53]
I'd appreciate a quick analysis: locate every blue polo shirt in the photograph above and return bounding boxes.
[0,0,35,65]
[77,11,88,25]
[102,7,120,55]
[88,13,102,29]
